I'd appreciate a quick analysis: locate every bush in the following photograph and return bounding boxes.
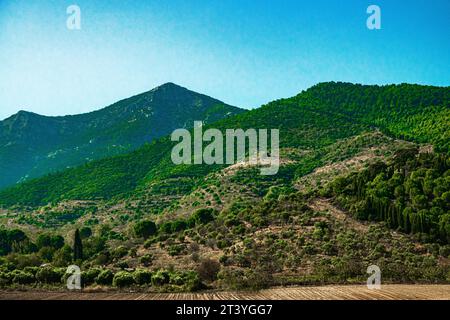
[36,234,64,250]
[151,270,170,286]
[197,259,220,282]
[115,261,129,269]
[82,268,101,286]
[96,269,114,285]
[139,254,153,266]
[168,244,185,256]
[36,267,62,284]
[167,272,182,286]
[38,247,55,262]
[12,270,35,285]
[190,208,216,225]
[112,246,129,260]
[79,227,92,239]
[183,271,203,292]
[23,266,39,276]
[0,272,12,286]
[52,245,73,267]
[6,253,41,269]
[133,220,157,239]
[217,268,272,291]
[133,269,152,285]
[113,271,135,288]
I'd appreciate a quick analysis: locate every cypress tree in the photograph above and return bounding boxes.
[73,229,83,261]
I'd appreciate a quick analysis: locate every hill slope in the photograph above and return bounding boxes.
[0,82,448,292]
[0,83,243,189]
[0,82,447,207]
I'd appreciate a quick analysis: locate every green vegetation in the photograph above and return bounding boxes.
[0,82,448,292]
[328,149,450,243]
[1,82,447,207]
[73,229,83,261]
[0,83,243,189]
[133,220,157,239]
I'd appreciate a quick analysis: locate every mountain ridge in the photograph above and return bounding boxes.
[0,81,448,207]
[0,81,448,292]
[0,83,244,189]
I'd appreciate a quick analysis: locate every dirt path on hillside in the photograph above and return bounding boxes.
[0,285,448,300]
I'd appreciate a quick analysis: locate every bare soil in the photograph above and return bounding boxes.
[1,285,448,300]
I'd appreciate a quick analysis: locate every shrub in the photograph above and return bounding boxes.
[115,261,129,269]
[139,254,153,266]
[159,222,173,234]
[151,270,170,286]
[36,267,62,284]
[52,245,73,267]
[93,251,110,265]
[217,267,272,291]
[112,246,129,260]
[12,270,35,285]
[79,227,92,239]
[133,269,152,285]
[183,271,203,292]
[96,269,114,285]
[38,247,55,262]
[171,220,188,233]
[219,255,228,265]
[217,240,229,249]
[82,268,101,286]
[6,253,41,269]
[168,244,185,256]
[190,208,216,225]
[113,271,135,288]
[133,220,157,239]
[36,234,64,250]
[0,272,12,286]
[23,266,39,276]
[197,259,220,282]
[169,272,185,285]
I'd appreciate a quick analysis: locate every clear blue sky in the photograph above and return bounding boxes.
[0,0,449,120]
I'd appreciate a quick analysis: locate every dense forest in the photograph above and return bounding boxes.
[328,149,449,243]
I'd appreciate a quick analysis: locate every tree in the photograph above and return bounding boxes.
[197,258,220,282]
[53,244,73,267]
[36,234,52,249]
[79,227,92,239]
[191,208,216,225]
[73,229,83,261]
[133,220,157,239]
[50,235,65,250]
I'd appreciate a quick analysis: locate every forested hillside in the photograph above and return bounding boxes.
[0,82,448,292]
[0,82,447,207]
[328,149,449,243]
[292,82,449,152]
[0,83,243,189]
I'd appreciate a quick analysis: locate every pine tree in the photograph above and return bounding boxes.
[73,229,83,261]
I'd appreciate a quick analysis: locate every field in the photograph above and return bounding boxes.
[0,285,449,300]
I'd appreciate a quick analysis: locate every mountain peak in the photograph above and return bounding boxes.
[152,82,187,92]
[0,82,243,189]
[16,110,40,118]
[1,110,40,122]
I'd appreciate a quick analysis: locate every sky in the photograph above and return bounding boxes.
[0,0,449,120]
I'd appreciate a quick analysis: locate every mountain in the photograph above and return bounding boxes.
[0,82,448,207]
[0,82,448,291]
[0,83,244,189]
